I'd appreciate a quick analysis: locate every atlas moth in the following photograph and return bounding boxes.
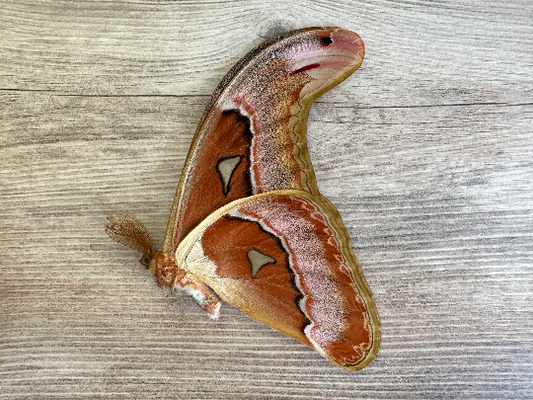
[105,27,380,371]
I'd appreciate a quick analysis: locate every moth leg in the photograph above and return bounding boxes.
[175,275,221,319]
[150,252,221,318]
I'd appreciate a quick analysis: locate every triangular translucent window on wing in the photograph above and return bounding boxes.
[216,156,242,195]
[247,248,276,278]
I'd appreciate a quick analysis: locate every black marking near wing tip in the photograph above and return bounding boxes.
[320,36,333,46]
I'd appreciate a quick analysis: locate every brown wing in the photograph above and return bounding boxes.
[175,190,380,371]
[163,28,365,253]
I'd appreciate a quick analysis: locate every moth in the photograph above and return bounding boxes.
[106,27,380,371]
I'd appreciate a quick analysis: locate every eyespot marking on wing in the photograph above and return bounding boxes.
[320,36,333,46]
[247,248,276,278]
[216,156,243,195]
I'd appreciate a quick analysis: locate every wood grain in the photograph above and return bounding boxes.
[1,0,532,399]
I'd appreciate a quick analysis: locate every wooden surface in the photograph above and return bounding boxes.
[1,1,532,399]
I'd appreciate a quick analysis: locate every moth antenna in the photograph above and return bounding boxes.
[105,213,154,267]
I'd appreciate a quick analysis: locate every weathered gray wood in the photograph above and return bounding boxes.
[1,0,532,399]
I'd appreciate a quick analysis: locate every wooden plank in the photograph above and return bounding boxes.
[1,0,532,398]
